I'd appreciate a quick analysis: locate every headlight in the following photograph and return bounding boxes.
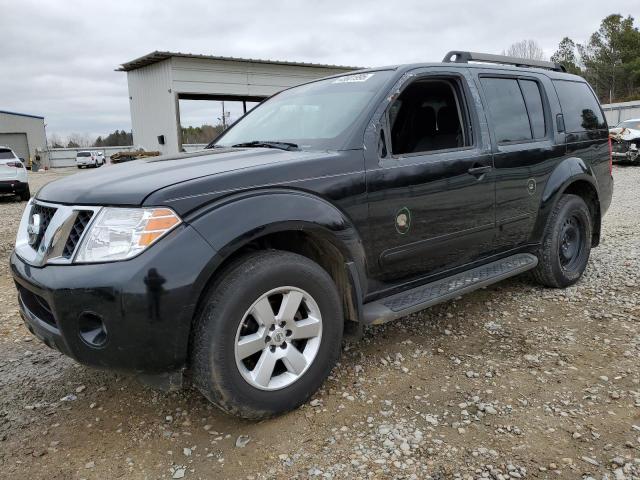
[75,207,181,263]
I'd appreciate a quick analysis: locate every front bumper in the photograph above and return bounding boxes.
[0,180,28,194]
[10,224,217,374]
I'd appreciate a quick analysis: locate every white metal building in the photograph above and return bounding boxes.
[0,110,48,166]
[601,100,640,126]
[118,51,359,154]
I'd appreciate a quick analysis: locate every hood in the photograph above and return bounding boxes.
[609,127,640,141]
[36,148,315,206]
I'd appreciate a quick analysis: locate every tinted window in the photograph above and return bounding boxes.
[520,80,546,138]
[481,78,531,143]
[553,80,606,132]
[77,152,91,157]
[0,149,15,160]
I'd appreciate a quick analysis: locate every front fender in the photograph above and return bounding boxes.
[187,189,368,291]
[531,157,599,240]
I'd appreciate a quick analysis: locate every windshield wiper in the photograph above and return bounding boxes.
[231,140,299,151]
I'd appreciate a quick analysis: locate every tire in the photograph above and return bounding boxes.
[19,186,30,201]
[191,250,343,419]
[77,165,82,169]
[533,194,592,288]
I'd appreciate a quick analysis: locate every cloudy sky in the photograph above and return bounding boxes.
[0,0,621,141]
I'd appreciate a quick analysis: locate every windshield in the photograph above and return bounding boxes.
[0,149,15,160]
[617,120,640,130]
[77,152,91,157]
[212,71,393,150]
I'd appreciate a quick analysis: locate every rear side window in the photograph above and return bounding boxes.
[520,80,546,138]
[553,80,606,132]
[480,77,533,143]
[0,149,15,160]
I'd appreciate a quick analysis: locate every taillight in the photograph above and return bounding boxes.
[6,161,22,168]
[607,137,613,175]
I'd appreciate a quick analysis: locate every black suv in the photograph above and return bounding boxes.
[11,51,613,418]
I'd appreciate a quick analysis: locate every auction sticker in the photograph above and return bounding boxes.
[333,73,374,83]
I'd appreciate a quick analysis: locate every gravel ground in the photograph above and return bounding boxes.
[0,167,639,479]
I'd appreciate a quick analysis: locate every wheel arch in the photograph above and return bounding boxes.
[186,190,368,346]
[534,157,602,246]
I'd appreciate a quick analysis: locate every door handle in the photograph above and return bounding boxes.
[467,165,492,177]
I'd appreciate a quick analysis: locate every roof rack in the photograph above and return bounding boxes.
[442,51,566,72]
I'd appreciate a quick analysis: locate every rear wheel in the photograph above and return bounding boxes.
[533,194,592,288]
[191,250,343,419]
[19,186,30,201]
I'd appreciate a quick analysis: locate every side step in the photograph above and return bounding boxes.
[363,253,538,325]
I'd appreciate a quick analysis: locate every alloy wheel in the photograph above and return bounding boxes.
[234,286,322,391]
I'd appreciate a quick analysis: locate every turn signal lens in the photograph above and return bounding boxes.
[75,207,182,263]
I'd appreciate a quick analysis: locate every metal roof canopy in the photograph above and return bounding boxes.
[118,50,361,72]
[0,109,45,120]
[120,51,360,154]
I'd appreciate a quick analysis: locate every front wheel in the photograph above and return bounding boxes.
[191,250,343,419]
[533,194,592,288]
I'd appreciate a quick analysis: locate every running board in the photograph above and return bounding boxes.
[363,253,538,325]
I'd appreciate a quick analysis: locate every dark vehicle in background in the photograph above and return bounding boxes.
[11,52,613,419]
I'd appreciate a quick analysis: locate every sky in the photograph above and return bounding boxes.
[0,0,622,141]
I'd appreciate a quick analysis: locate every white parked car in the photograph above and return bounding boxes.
[0,146,30,201]
[94,151,105,165]
[609,118,640,163]
[76,151,100,168]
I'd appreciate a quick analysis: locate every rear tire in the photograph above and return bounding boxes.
[533,194,592,288]
[19,186,30,201]
[191,250,343,419]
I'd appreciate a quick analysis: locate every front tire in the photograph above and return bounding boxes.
[191,250,343,419]
[533,194,592,288]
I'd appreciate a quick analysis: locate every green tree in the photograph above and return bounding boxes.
[181,124,225,144]
[578,14,640,102]
[93,130,133,147]
[551,37,582,75]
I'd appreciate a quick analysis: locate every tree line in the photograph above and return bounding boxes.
[48,130,133,149]
[48,126,224,149]
[506,14,639,103]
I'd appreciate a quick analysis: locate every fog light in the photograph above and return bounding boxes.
[78,312,108,348]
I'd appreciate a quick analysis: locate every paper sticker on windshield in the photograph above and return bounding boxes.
[333,73,374,84]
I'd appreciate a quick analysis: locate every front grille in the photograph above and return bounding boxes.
[31,203,57,250]
[62,210,94,258]
[16,283,57,327]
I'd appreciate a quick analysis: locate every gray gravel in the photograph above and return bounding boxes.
[0,166,638,479]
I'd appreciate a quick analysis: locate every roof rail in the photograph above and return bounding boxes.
[443,51,566,72]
